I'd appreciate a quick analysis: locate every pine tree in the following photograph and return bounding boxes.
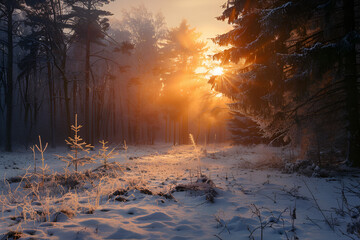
[120,6,167,144]
[212,0,360,166]
[56,114,95,172]
[159,20,207,145]
[64,0,113,144]
[228,111,265,145]
[24,0,73,139]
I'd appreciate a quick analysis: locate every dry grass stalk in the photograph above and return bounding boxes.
[189,133,202,178]
[30,146,36,173]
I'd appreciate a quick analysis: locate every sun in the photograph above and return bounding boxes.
[211,67,224,76]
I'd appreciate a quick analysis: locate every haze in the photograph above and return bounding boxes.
[103,0,232,51]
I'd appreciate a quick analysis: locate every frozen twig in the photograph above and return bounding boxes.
[303,180,334,230]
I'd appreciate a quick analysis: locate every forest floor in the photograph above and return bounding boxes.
[0,144,359,240]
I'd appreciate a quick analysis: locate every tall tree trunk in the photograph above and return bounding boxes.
[134,90,140,145]
[5,6,13,152]
[23,75,32,148]
[151,125,155,145]
[73,77,77,115]
[147,123,151,145]
[343,0,360,166]
[33,67,39,131]
[1,43,5,147]
[92,89,97,144]
[165,115,167,143]
[62,69,71,138]
[47,52,56,148]
[168,116,171,143]
[195,120,200,144]
[119,96,125,142]
[84,0,92,143]
[206,123,211,146]
[173,119,176,146]
[127,98,132,144]
[112,86,116,140]
[182,108,189,144]
[178,118,181,145]
[85,32,91,143]
[59,52,71,138]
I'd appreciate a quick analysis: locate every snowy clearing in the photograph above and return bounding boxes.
[0,144,359,240]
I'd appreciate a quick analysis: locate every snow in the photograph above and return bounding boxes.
[0,144,359,239]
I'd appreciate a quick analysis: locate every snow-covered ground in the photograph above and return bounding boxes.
[0,144,359,240]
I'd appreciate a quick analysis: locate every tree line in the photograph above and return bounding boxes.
[0,0,229,151]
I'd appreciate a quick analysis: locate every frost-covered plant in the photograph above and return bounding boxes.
[98,140,115,168]
[189,133,202,178]
[56,114,95,172]
[123,140,128,152]
[2,230,22,240]
[247,204,288,240]
[122,140,128,162]
[35,136,48,182]
[30,145,36,173]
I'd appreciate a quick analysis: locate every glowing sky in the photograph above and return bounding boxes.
[103,0,232,52]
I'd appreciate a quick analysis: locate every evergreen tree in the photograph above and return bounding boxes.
[228,111,265,145]
[159,20,207,145]
[120,6,167,144]
[65,0,113,144]
[23,0,74,141]
[212,0,360,165]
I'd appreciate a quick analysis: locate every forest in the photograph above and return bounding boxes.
[0,0,229,152]
[0,0,359,167]
[0,0,360,239]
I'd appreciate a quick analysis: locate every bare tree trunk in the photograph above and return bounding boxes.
[47,52,56,148]
[63,75,71,137]
[206,123,211,145]
[173,119,176,146]
[178,118,181,145]
[343,0,360,166]
[85,34,91,143]
[119,96,125,141]
[165,115,167,143]
[134,90,140,145]
[195,120,200,144]
[23,75,32,148]
[182,108,189,144]
[151,125,155,145]
[169,116,171,143]
[127,98,132,144]
[72,77,77,115]
[92,88,97,143]
[147,123,151,145]
[0,43,5,147]
[112,86,116,140]
[5,5,13,152]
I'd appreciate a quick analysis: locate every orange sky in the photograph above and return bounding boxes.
[103,0,232,52]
